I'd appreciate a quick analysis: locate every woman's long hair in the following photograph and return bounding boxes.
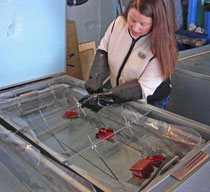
[122,0,178,80]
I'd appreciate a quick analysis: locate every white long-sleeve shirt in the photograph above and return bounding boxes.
[98,16,163,103]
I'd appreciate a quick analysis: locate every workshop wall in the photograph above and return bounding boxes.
[67,0,117,47]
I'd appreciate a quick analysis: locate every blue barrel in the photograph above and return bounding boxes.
[187,0,198,26]
[204,2,210,40]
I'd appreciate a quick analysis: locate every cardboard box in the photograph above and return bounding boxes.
[66,21,83,79]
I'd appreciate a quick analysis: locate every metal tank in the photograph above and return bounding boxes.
[168,44,210,126]
[0,76,209,192]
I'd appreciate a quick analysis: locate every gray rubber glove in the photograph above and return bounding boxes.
[84,49,110,94]
[80,79,142,112]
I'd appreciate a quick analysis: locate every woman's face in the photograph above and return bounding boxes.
[127,8,153,38]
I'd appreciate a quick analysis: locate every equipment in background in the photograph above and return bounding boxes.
[67,0,88,6]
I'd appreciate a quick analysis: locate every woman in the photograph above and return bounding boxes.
[81,0,178,112]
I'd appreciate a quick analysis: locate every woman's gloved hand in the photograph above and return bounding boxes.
[80,79,143,112]
[79,93,114,112]
[84,49,110,94]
